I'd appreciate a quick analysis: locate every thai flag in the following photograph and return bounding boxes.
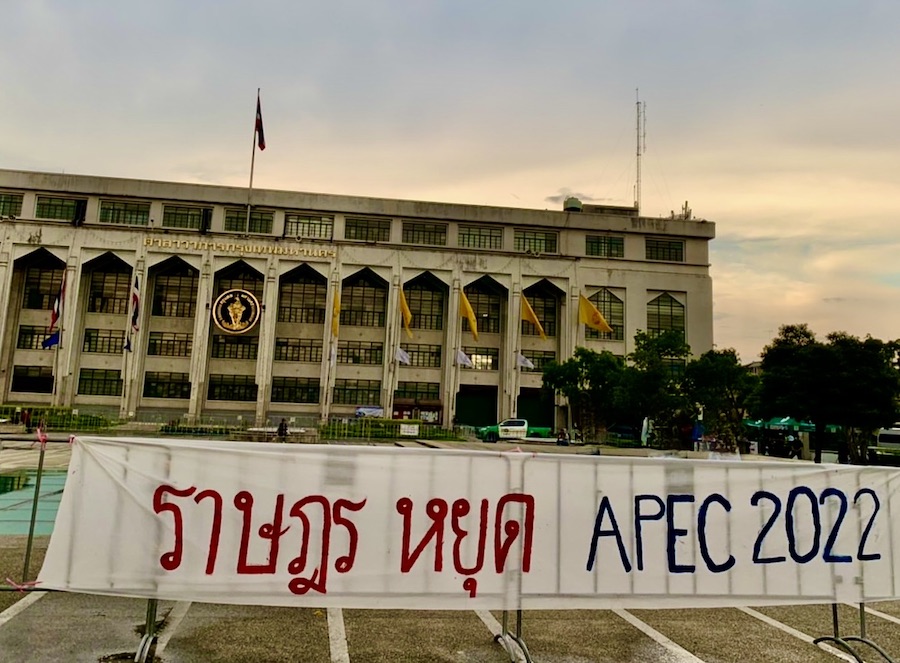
[255,94,266,151]
[130,276,140,333]
[48,272,66,333]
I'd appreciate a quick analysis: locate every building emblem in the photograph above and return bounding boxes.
[212,289,261,334]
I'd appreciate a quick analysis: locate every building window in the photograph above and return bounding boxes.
[162,205,208,230]
[521,349,556,372]
[462,346,499,370]
[404,284,444,330]
[647,292,685,338]
[147,332,193,357]
[285,213,333,240]
[586,289,625,341]
[333,379,381,406]
[514,230,557,254]
[521,293,557,337]
[83,329,126,353]
[463,288,501,334]
[152,273,198,317]
[345,217,391,242]
[459,226,502,250]
[279,279,327,324]
[211,335,259,360]
[271,377,320,403]
[35,196,85,221]
[274,338,323,362]
[99,200,150,226]
[337,340,383,365]
[88,271,130,314]
[224,208,273,234]
[22,268,64,310]
[400,343,442,368]
[143,372,191,399]
[341,275,387,327]
[402,222,447,246]
[586,235,624,258]
[0,192,23,217]
[78,368,123,396]
[11,366,54,393]
[17,325,51,350]
[218,275,263,300]
[646,238,685,262]
[661,358,686,380]
[394,381,440,400]
[208,374,257,401]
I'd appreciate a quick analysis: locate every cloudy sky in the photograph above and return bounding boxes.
[3,1,899,362]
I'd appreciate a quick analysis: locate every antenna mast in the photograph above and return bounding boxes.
[634,89,646,213]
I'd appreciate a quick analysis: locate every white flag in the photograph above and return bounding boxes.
[395,346,411,365]
[515,352,535,370]
[456,348,474,368]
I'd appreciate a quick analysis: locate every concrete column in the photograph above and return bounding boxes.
[382,270,401,418]
[57,258,82,407]
[187,260,213,422]
[442,276,462,428]
[120,258,146,419]
[320,266,341,422]
[254,259,279,426]
[502,283,521,420]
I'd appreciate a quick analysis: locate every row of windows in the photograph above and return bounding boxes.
[8,191,689,261]
[15,271,681,345]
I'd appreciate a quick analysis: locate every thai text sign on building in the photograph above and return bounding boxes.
[39,437,900,609]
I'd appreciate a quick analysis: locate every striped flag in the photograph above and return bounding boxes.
[255,93,266,151]
[130,276,141,333]
[49,271,66,333]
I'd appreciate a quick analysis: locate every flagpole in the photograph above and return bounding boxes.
[247,87,261,230]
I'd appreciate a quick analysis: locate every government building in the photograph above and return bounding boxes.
[0,169,715,429]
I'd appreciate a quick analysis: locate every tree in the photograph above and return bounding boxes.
[758,324,900,463]
[683,348,759,450]
[542,348,626,437]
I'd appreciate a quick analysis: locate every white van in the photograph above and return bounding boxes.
[875,427,900,450]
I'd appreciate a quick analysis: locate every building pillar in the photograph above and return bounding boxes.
[320,267,340,423]
[442,277,462,428]
[382,271,402,419]
[187,260,213,423]
[57,258,82,407]
[254,259,279,426]
[501,284,520,420]
[120,258,145,419]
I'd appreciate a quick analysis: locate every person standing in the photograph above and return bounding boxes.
[277,418,288,442]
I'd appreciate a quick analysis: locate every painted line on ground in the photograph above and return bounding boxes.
[153,601,192,658]
[852,602,900,627]
[613,609,707,663]
[327,607,350,663]
[474,610,528,663]
[738,607,857,662]
[0,591,45,628]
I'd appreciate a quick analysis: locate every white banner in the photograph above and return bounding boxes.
[38,437,900,610]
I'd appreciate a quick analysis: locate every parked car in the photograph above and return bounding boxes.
[476,419,553,443]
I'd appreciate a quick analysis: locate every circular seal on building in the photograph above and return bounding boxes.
[211,289,261,334]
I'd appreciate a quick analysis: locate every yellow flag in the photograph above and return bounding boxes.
[399,288,413,339]
[331,290,341,337]
[579,293,613,333]
[459,290,479,342]
[520,295,547,340]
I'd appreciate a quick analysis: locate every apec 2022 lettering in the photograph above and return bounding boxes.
[586,487,882,574]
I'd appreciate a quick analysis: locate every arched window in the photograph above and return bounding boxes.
[587,289,624,341]
[647,292,685,338]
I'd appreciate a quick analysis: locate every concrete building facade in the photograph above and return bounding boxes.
[0,169,715,428]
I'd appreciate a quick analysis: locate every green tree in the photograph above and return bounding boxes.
[541,347,625,438]
[758,324,900,463]
[683,348,759,450]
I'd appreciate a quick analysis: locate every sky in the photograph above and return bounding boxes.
[3,0,900,363]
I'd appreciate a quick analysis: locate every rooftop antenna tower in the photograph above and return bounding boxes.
[634,89,646,214]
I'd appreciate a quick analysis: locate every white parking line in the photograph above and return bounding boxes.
[327,607,350,663]
[853,602,900,627]
[738,607,857,662]
[613,609,707,663]
[474,610,528,663]
[154,601,192,658]
[0,591,44,627]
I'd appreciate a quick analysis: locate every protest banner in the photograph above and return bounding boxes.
[38,437,900,610]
